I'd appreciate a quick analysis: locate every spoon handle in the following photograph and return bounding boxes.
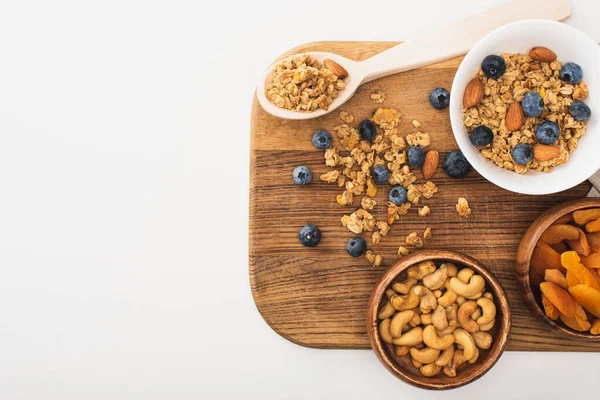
[360,0,571,83]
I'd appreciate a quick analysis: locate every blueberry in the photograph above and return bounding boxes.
[292,166,312,185]
[570,100,591,121]
[559,62,583,84]
[359,120,377,142]
[298,224,321,247]
[388,185,407,205]
[443,150,471,178]
[408,146,425,168]
[536,121,560,145]
[481,55,506,79]
[469,126,494,147]
[312,129,332,149]
[521,92,544,117]
[372,165,389,184]
[346,237,367,257]
[512,143,533,165]
[429,88,450,109]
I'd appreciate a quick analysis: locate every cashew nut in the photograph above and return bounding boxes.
[435,345,454,367]
[443,263,458,277]
[470,307,482,321]
[453,328,476,360]
[391,289,420,311]
[392,326,423,346]
[483,291,494,300]
[443,349,466,377]
[407,260,436,280]
[402,324,411,333]
[465,291,483,300]
[379,319,393,344]
[432,305,448,331]
[411,358,423,368]
[468,346,479,364]
[456,296,466,306]
[471,331,493,349]
[420,313,432,325]
[385,288,397,299]
[408,312,421,328]
[423,325,455,350]
[395,345,410,356]
[446,303,458,323]
[420,363,442,377]
[378,300,396,319]
[436,321,458,336]
[457,301,480,333]
[392,278,417,295]
[413,285,438,314]
[438,282,458,307]
[410,347,440,364]
[433,289,443,298]
[476,297,497,326]
[450,275,486,298]
[414,342,425,350]
[457,268,475,283]
[390,310,415,338]
[479,318,495,331]
[422,265,448,290]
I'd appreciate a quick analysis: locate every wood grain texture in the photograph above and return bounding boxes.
[249,41,599,351]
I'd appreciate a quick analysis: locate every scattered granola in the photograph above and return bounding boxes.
[412,120,422,129]
[418,206,431,217]
[371,231,382,245]
[370,90,386,104]
[463,51,589,173]
[339,111,354,124]
[361,196,377,210]
[423,227,432,240]
[406,132,431,147]
[397,246,410,256]
[365,250,383,267]
[406,232,424,248]
[265,53,346,112]
[456,197,472,218]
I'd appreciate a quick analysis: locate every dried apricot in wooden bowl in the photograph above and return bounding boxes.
[367,250,511,390]
[516,198,600,340]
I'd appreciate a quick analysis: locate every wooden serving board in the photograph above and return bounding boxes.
[249,41,600,351]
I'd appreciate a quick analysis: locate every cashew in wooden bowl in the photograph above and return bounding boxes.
[366,250,511,390]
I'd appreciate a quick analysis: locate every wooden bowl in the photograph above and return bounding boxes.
[516,198,600,340]
[366,250,511,390]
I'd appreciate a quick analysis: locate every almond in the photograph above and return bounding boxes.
[463,78,484,108]
[324,59,349,79]
[529,47,557,62]
[422,150,439,180]
[506,102,525,131]
[533,144,561,161]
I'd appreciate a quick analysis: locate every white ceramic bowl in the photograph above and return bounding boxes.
[450,20,600,195]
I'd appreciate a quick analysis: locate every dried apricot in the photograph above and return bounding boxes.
[569,284,600,318]
[544,269,568,289]
[561,251,600,291]
[589,268,600,287]
[560,303,591,331]
[581,252,600,268]
[555,214,574,225]
[566,228,591,256]
[550,241,568,254]
[560,250,581,269]
[539,281,577,317]
[541,294,560,320]
[587,232,600,253]
[573,208,600,225]
[566,270,581,287]
[591,319,600,335]
[531,241,564,276]
[586,217,600,233]
[541,225,580,244]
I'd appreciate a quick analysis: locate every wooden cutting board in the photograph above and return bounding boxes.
[249,41,600,351]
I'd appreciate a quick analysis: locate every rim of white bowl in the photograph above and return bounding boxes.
[449,20,600,195]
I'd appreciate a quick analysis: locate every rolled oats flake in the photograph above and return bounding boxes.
[406,232,424,248]
[370,90,386,104]
[456,197,472,218]
[418,206,430,217]
[339,111,354,123]
[423,227,432,240]
[397,246,410,256]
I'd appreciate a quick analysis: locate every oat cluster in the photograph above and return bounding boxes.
[463,53,588,173]
[265,54,346,112]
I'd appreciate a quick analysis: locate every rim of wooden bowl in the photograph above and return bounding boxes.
[366,250,511,390]
[516,197,600,341]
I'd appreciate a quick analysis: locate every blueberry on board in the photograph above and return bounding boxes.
[312,129,332,149]
[536,121,560,145]
[429,88,450,109]
[346,237,367,257]
[512,143,533,165]
[570,100,591,121]
[372,165,389,184]
[408,146,425,168]
[388,186,407,206]
[359,120,377,141]
[292,166,312,185]
[299,224,321,247]
[469,126,494,147]
[560,62,583,84]
[481,55,506,79]
[521,92,544,117]
[443,150,471,178]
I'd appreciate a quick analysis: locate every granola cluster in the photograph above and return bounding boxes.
[265,54,346,112]
[463,53,588,173]
[320,103,439,266]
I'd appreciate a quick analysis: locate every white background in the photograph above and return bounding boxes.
[0,0,599,399]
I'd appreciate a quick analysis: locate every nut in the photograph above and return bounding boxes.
[443,349,466,377]
[471,331,493,349]
[529,46,557,62]
[432,305,449,331]
[377,300,395,319]
[422,265,448,290]
[450,275,486,298]
[379,318,393,344]
[413,285,438,314]
[410,347,440,364]
[422,150,439,180]
[390,310,415,338]
[457,301,480,333]
[392,278,417,294]
[452,328,476,360]
[533,144,561,161]
[395,345,410,356]
[435,345,454,367]
[463,77,484,108]
[476,297,496,326]
[506,101,525,131]
[423,325,455,350]
[392,326,423,346]
[407,260,436,280]
[323,59,349,79]
[420,363,442,377]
